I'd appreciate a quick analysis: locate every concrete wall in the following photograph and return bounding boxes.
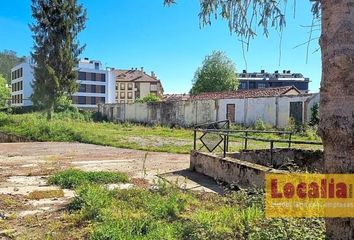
[217,94,319,128]
[99,100,217,127]
[228,148,324,172]
[190,150,286,188]
[99,94,320,128]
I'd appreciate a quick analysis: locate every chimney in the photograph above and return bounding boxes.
[261,69,265,74]
[141,67,144,72]
[151,71,156,78]
[242,70,247,74]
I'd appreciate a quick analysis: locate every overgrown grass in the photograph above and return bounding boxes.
[65,182,325,240]
[0,112,322,154]
[48,169,129,189]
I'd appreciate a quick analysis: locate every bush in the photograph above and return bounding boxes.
[136,94,160,103]
[309,103,319,126]
[48,169,129,189]
[69,184,114,220]
[254,119,266,131]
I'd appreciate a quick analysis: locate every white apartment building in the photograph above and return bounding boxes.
[10,57,116,108]
[10,57,35,107]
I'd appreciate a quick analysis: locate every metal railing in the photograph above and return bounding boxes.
[193,120,323,160]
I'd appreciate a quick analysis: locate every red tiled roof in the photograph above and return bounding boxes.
[189,86,301,100]
[114,69,159,83]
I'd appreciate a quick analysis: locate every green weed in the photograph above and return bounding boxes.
[48,169,129,189]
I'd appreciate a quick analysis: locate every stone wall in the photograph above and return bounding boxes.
[0,132,32,143]
[98,100,218,127]
[228,148,324,172]
[190,150,286,188]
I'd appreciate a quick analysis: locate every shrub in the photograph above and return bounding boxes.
[48,169,129,189]
[135,94,160,103]
[69,184,114,220]
[309,103,319,126]
[254,119,266,131]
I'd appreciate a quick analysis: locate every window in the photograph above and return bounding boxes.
[91,97,96,105]
[78,96,86,104]
[79,84,86,92]
[120,83,125,90]
[240,82,247,89]
[128,92,133,99]
[78,71,86,80]
[120,100,125,104]
[120,92,125,99]
[258,83,266,88]
[100,86,106,93]
[128,83,133,90]
[91,85,96,93]
[100,74,106,82]
[249,82,256,89]
[91,73,96,81]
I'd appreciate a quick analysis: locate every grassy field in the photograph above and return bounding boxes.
[0,112,322,154]
[37,170,325,240]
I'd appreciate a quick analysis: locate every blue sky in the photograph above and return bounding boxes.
[0,0,321,93]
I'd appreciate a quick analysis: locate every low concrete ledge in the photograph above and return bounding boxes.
[190,150,287,188]
[0,132,32,143]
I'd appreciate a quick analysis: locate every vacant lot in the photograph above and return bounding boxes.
[0,113,322,154]
[0,142,324,239]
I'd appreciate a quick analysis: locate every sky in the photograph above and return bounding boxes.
[0,0,321,93]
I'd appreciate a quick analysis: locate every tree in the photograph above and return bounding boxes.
[0,50,25,84]
[30,0,87,120]
[309,103,319,126]
[0,74,10,108]
[191,51,238,95]
[164,0,354,238]
[136,94,161,103]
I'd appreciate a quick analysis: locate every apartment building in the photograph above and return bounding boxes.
[114,68,164,103]
[10,57,35,107]
[237,70,310,93]
[10,57,116,108]
[72,59,116,108]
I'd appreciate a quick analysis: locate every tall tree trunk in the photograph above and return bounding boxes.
[319,0,354,239]
[47,102,54,121]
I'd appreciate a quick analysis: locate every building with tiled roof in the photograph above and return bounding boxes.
[162,86,301,102]
[114,67,164,103]
[191,86,301,100]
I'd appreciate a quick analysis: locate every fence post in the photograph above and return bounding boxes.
[223,133,227,158]
[193,129,197,150]
[244,131,248,150]
[288,133,292,149]
[270,140,274,165]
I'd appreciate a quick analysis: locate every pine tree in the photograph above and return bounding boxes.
[30,0,87,120]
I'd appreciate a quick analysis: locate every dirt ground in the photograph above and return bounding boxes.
[0,142,222,239]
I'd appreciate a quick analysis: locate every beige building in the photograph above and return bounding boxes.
[114,68,164,103]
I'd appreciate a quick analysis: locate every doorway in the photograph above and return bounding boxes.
[226,104,236,123]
